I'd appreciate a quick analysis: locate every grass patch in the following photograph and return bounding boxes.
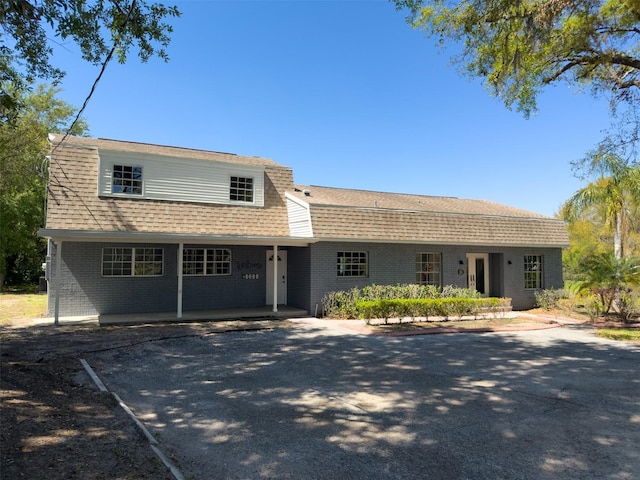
[0,293,48,325]
[596,328,640,342]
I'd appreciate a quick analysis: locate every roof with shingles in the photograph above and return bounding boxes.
[288,185,569,246]
[44,136,294,239]
[43,136,568,247]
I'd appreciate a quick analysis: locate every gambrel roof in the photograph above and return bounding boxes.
[40,136,569,248]
[42,136,300,245]
[286,185,569,247]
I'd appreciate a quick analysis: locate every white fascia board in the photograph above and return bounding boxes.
[313,237,569,248]
[37,229,315,247]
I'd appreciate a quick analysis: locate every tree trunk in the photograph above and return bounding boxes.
[614,213,623,259]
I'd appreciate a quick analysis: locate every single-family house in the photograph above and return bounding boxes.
[38,135,569,322]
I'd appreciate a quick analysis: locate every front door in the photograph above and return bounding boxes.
[467,253,489,297]
[266,250,287,305]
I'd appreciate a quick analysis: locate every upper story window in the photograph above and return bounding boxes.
[112,165,143,195]
[102,247,163,277]
[337,251,368,277]
[416,252,441,286]
[230,176,254,202]
[524,255,543,289]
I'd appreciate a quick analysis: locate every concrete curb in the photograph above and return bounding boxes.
[79,358,186,480]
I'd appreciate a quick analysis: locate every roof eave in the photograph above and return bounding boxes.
[311,236,569,248]
[37,229,316,247]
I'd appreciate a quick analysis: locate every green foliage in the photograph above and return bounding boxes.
[1,0,180,122]
[0,85,88,287]
[393,0,640,117]
[320,283,485,319]
[570,252,640,319]
[534,288,569,310]
[355,297,508,325]
[597,328,640,342]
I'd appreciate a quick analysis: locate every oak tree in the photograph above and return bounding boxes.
[1,0,180,122]
[393,0,640,116]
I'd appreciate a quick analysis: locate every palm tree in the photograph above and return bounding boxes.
[563,154,640,259]
[572,252,640,319]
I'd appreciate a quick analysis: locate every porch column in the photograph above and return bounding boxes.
[177,243,184,319]
[272,244,278,313]
[54,240,62,326]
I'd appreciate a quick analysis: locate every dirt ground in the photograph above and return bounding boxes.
[0,319,288,480]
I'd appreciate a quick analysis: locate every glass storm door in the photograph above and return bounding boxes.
[467,253,489,297]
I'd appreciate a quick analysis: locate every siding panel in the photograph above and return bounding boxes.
[98,151,265,206]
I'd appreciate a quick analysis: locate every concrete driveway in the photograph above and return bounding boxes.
[86,321,640,480]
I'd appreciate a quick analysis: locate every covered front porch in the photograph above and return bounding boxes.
[36,305,309,327]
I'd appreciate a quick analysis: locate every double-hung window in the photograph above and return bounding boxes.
[416,253,442,286]
[337,251,368,277]
[102,247,163,276]
[183,248,232,275]
[524,255,543,289]
[112,165,143,195]
[230,176,253,202]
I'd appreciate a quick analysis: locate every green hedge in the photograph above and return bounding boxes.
[355,297,510,324]
[320,284,483,319]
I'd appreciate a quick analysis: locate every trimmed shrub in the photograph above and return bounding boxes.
[355,297,508,323]
[321,283,492,319]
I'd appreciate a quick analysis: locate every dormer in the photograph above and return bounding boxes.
[97,150,265,207]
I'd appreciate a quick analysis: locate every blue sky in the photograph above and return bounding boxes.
[50,0,611,217]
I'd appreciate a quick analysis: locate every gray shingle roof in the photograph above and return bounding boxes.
[288,185,569,246]
[44,136,294,239]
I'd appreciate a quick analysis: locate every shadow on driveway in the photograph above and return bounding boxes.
[86,323,640,480]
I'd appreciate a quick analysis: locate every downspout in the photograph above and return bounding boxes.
[54,240,62,326]
[272,245,278,313]
[177,243,183,319]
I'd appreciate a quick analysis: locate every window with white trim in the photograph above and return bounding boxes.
[112,165,143,195]
[416,252,441,286]
[183,248,231,275]
[230,176,253,202]
[337,251,368,277]
[524,255,543,289]
[102,247,163,276]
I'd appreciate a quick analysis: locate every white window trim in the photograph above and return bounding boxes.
[416,252,442,286]
[524,254,544,290]
[101,247,164,277]
[229,175,255,204]
[111,164,143,196]
[183,248,232,276]
[337,251,368,278]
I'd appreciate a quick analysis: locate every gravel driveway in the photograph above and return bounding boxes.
[85,321,640,480]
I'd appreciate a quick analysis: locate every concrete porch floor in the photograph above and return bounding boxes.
[28,306,310,327]
[98,305,309,326]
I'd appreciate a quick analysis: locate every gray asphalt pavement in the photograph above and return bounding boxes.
[86,321,640,480]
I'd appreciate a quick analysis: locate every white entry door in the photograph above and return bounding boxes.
[467,253,489,297]
[266,250,287,305]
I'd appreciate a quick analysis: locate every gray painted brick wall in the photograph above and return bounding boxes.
[47,242,283,317]
[305,242,564,315]
[48,241,564,317]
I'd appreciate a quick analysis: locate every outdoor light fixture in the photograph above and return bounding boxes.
[459,260,464,265]
[508,260,512,265]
